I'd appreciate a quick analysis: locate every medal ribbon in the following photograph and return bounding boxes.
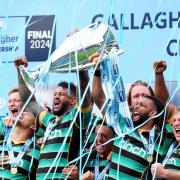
[109,49,134,132]
[100,48,134,135]
[139,126,156,160]
[7,137,33,167]
[42,116,57,145]
[95,153,111,180]
[162,141,180,165]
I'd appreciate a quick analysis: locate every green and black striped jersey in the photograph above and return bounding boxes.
[109,128,174,180]
[36,127,44,139]
[82,116,103,151]
[164,145,180,172]
[36,106,92,180]
[0,119,4,140]
[0,140,40,180]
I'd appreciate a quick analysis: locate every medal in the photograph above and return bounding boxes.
[139,126,156,164]
[11,167,17,174]
[7,138,33,176]
[41,144,44,149]
[147,155,153,163]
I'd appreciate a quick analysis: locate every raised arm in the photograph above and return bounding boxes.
[14,56,35,103]
[153,60,176,117]
[154,60,169,105]
[14,56,44,115]
[79,70,92,109]
[92,69,105,110]
[88,53,105,110]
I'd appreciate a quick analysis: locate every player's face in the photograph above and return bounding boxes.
[17,111,36,130]
[52,86,71,116]
[8,92,23,118]
[172,111,180,142]
[95,125,113,157]
[131,85,152,108]
[132,97,156,127]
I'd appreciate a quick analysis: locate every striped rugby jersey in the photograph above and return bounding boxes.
[36,106,92,180]
[0,140,40,179]
[164,144,180,172]
[0,119,4,140]
[82,116,103,151]
[109,127,174,180]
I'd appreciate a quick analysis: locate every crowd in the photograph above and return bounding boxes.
[0,54,179,180]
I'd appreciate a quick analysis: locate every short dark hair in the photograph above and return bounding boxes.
[57,81,76,97]
[128,80,154,106]
[95,119,115,138]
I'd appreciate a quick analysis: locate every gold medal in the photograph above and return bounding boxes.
[41,143,44,149]
[11,167,17,174]
[147,155,153,163]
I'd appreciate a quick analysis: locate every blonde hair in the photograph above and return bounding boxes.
[8,88,19,96]
[174,106,180,114]
[127,80,154,105]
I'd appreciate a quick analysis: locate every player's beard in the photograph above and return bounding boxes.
[53,101,69,116]
[133,113,150,128]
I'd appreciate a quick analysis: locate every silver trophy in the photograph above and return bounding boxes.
[19,22,123,91]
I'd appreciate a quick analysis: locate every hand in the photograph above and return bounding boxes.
[0,155,9,167]
[14,56,28,69]
[153,60,167,74]
[151,163,167,178]
[88,52,101,63]
[44,102,52,113]
[82,171,95,180]
[62,165,79,180]
[3,116,14,127]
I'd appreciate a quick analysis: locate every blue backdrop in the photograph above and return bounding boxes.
[0,0,180,117]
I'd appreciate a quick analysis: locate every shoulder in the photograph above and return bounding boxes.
[38,111,55,127]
